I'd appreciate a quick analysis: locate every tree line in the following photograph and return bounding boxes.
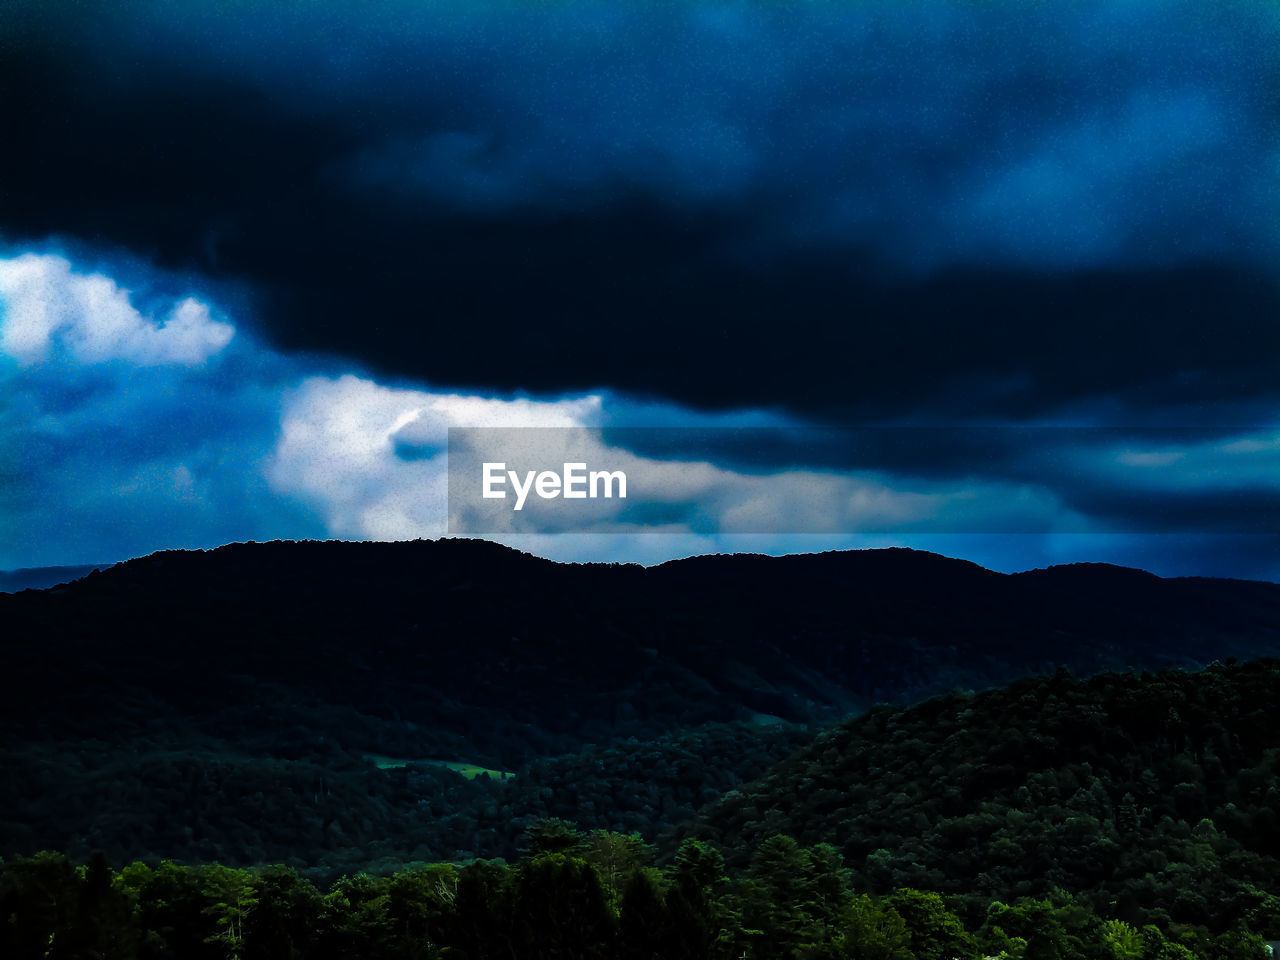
[2,823,1270,960]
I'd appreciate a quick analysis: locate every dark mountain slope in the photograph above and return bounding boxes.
[4,538,1280,760]
[4,538,1280,871]
[680,658,1280,930]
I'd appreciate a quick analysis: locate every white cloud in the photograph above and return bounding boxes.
[267,374,603,539]
[0,253,233,366]
[268,373,1073,545]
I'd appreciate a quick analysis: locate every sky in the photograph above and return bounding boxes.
[1,0,1278,579]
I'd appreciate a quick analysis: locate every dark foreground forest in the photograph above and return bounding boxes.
[2,828,1274,960]
[10,660,1280,958]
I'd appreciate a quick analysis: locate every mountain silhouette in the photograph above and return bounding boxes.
[5,538,1279,759]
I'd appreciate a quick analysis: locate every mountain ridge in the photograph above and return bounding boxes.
[5,537,1280,869]
[19,539,1279,591]
[7,539,1280,752]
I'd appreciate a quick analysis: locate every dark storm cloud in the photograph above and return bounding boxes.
[1,0,1277,420]
[599,425,1279,478]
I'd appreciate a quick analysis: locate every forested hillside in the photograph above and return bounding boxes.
[10,612,1280,953]
[684,659,1280,933]
[4,539,1280,871]
[1,720,811,876]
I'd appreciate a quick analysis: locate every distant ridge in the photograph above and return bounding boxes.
[0,562,112,593]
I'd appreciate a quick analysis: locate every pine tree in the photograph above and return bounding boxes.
[200,865,259,960]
